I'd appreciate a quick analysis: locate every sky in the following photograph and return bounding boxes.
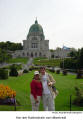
[0,0,83,49]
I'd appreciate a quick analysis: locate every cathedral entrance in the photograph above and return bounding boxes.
[35,52,37,57]
[31,52,33,57]
[27,52,29,57]
[39,52,42,57]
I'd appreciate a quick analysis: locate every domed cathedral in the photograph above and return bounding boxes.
[13,19,50,58]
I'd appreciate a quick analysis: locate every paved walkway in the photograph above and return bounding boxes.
[22,58,33,70]
[0,57,33,71]
[54,67,77,75]
[0,60,77,75]
[0,63,21,68]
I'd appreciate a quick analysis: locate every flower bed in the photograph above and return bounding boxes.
[0,84,16,105]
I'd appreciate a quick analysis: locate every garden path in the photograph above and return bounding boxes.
[22,57,33,70]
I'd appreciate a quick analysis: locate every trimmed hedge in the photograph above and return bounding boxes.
[49,68,55,73]
[60,58,78,69]
[23,69,29,73]
[76,70,83,79]
[73,87,83,106]
[56,70,60,74]
[62,69,68,75]
[29,66,40,71]
[9,64,18,77]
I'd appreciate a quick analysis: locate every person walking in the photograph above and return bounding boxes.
[30,71,43,111]
[40,67,58,111]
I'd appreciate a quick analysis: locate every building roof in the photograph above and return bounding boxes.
[27,19,45,39]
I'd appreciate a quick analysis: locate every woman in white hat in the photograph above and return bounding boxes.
[30,71,43,111]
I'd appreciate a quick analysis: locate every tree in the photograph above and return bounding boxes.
[79,48,83,69]
[56,47,61,50]
[0,41,23,51]
[50,49,54,52]
[0,48,12,63]
[68,50,78,59]
[60,48,83,70]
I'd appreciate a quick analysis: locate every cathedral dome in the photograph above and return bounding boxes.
[27,19,45,39]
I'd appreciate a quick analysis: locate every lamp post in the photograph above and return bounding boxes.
[62,45,64,70]
[70,95,72,111]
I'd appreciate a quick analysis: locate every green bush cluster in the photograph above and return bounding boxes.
[56,70,60,74]
[0,68,8,79]
[60,58,78,69]
[76,70,83,79]
[49,68,55,73]
[9,64,18,77]
[73,87,83,106]
[0,48,12,63]
[23,69,29,73]
[29,66,40,71]
[60,48,83,70]
[0,41,23,51]
[62,70,68,75]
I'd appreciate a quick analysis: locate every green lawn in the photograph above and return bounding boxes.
[7,57,28,64]
[0,71,83,111]
[33,58,62,67]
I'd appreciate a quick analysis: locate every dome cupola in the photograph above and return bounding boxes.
[27,19,45,39]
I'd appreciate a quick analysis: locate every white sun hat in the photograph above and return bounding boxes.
[34,71,39,75]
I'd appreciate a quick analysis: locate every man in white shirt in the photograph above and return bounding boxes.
[40,67,56,111]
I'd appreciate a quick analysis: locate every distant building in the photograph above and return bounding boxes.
[12,20,71,59]
[12,19,50,58]
[51,48,71,58]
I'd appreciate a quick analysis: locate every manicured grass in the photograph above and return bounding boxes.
[0,71,83,111]
[33,58,62,67]
[51,72,83,111]
[0,72,33,111]
[7,57,28,64]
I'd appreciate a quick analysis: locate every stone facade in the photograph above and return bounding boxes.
[12,20,71,59]
[51,49,71,58]
[12,20,50,58]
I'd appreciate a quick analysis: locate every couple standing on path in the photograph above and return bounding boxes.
[30,67,58,111]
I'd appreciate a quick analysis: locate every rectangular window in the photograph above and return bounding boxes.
[31,43,38,48]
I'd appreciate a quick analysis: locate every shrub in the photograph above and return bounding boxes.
[9,64,18,77]
[62,69,68,75]
[0,68,8,79]
[49,68,55,73]
[73,87,83,106]
[16,64,22,70]
[29,66,33,71]
[56,70,60,74]
[9,64,22,70]
[23,69,29,73]
[29,66,39,71]
[29,66,38,70]
[76,70,83,79]
[33,67,40,70]
[60,58,78,69]
[29,68,33,71]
